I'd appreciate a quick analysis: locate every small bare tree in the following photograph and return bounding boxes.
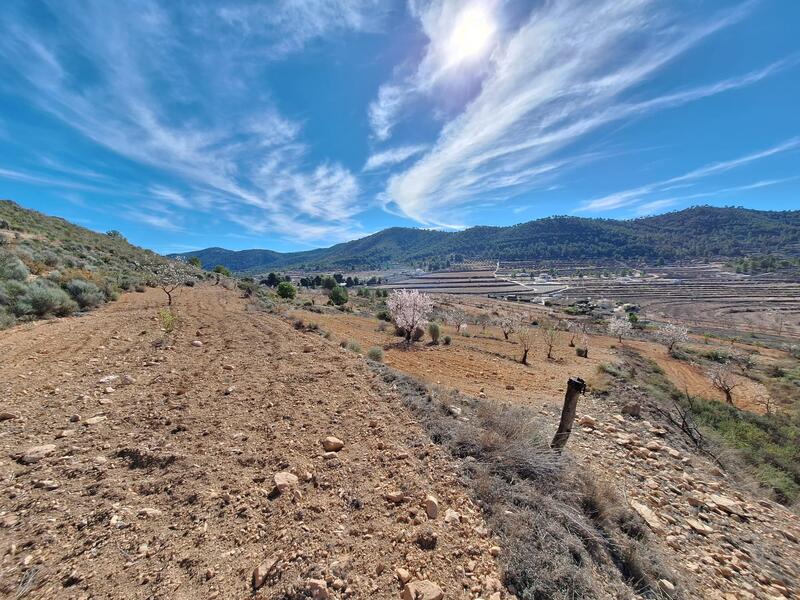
[499,315,518,341]
[448,309,469,335]
[709,362,739,405]
[387,289,433,344]
[517,326,533,365]
[539,318,558,360]
[608,315,633,343]
[475,313,490,334]
[657,322,689,354]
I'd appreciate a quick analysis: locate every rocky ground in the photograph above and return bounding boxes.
[0,286,504,599]
[569,382,800,600]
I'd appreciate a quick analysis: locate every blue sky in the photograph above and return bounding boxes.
[0,0,798,253]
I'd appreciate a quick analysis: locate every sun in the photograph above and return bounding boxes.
[444,4,496,66]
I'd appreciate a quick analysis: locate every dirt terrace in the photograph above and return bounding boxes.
[0,286,503,599]
[288,304,775,414]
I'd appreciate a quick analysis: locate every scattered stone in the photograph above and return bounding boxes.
[303,344,313,353]
[578,415,597,428]
[396,568,412,584]
[98,375,119,384]
[0,412,18,421]
[252,557,278,591]
[308,578,328,599]
[222,364,234,371]
[33,479,60,490]
[444,508,461,524]
[191,340,203,347]
[321,436,344,452]
[424,495,439,520]
[686,518,714,535]
[274,471,299,493]
[658,579,676,596]
[138,508,162,518]
[84,415,107,425]
[489,546,501,557]
[17,444,57,464]
[631,500,664,534]
[385,491,404,504]
[224,386,236,395]
[401,580,444,600]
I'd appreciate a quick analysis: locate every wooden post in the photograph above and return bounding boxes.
[551,377,586,451]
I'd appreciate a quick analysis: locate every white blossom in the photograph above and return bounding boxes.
[387,289,433,343]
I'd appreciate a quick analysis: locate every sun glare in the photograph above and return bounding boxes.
[444,4,496,66]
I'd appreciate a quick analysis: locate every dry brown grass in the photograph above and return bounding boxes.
[375,365,689,599]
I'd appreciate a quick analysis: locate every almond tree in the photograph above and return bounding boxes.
[517,326,533,365]
[657,322,689,354]
[387,289,433,344]
[499,315,518,340]
[539,318,558,360]
[151,262,183,306]
[608,315,633,343]
[709,362,739,405]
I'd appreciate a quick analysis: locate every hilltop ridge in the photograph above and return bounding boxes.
[172,206,800,272]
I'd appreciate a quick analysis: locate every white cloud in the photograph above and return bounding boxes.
[580,139,800,212]
[364,144,429,171]
[0,0,378,243]
[375,0,783,226]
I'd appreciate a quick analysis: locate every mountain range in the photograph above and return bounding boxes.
[171,206,800,272]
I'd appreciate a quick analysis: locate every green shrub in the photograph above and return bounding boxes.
[277,281,297,299]
[0,251,29,281]
[443,335,452,345]
[0,308,14,330]
[428,322,441,344]
[135,284,146,293]
[17,281,77,317]
[158,308,177,333]
[375,309,392,322]
[0,280,27,307]
[329,285,348,306]
[65,279,105,309]
[213,265,231,277]
[412,326,424,342]
[367,346,384,362]
[346,340,362,353]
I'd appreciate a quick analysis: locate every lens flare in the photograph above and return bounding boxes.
[444,4,496,66]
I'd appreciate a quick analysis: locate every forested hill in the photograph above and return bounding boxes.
[172,206,800,272]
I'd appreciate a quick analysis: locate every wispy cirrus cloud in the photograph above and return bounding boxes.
[0,0,380,243]
[376,0,790,226]
[580,138,800,212]
[364,144,429,171]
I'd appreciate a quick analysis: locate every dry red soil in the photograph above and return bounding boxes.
[288,304,777,414]
[0,286,503,599]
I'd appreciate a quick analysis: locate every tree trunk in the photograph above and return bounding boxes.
[551,377,586,451]
[503,331,509,340]
[724,390,733,404]
[521,348,528,365]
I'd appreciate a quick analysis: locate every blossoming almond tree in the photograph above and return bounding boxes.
[608,315,633,343]
[387,289,433,344]
[657,322,689,354]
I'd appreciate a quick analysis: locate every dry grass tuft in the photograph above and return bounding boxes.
[374,365,689,600]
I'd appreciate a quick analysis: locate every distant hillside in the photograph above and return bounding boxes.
[0,200,197,329]
[173,206,800,272]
